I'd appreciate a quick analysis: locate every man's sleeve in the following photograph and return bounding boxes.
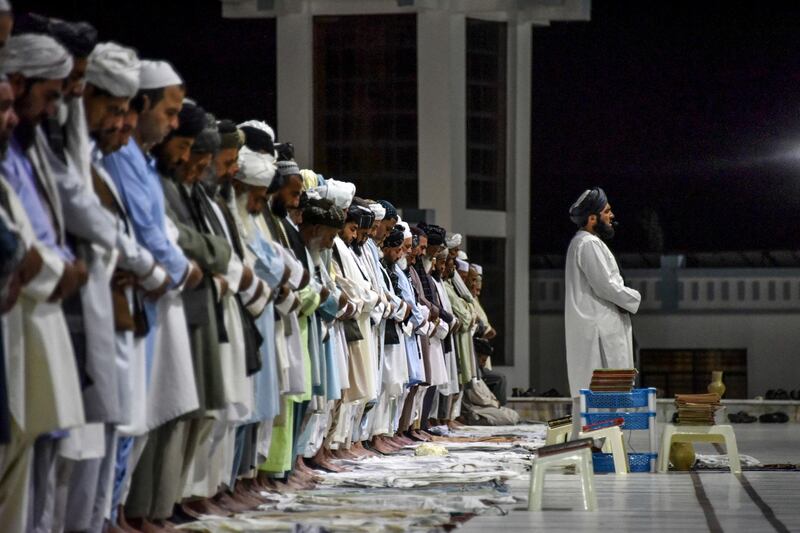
[578,240,641,314]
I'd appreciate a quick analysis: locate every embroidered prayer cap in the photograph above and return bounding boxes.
[471,264,483,275]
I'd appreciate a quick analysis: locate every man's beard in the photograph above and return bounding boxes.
[397,256,408,271]
[421,256,432,273]
[90,127,119,155]
[13,120,37,150]
[198,165,219,196]
[596,219,615,240]
[270,197,288,218]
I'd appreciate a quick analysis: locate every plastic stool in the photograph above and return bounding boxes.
[545,423,572,445]
[579,425,628,474]
[528,447,598,511]
[657,424,741,473]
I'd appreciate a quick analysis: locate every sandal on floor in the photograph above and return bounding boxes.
[759,412,789,423]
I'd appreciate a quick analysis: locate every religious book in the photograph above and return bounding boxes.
[536,437,594,458]
[547,415,573,429]
[674,393,721,425]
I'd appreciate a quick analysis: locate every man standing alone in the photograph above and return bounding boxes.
[564,187,641,406]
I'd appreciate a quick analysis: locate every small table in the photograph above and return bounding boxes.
[657,423,741,473]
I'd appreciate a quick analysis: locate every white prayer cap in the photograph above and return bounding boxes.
[456,259,469,273]
[368,202,386,221]
[0,1,11,12]
[457,250,468,261]
[471,263,483,275]
[396,219,412,240]
[238,119,275,141]
[86,42,140,97]
[313,179,355,210]
[138,59,182,90]
[446,233,462,249]
[234,146,276,188]
[0,33,73,79]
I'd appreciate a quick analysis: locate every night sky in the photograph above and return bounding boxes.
[532,0,800,255]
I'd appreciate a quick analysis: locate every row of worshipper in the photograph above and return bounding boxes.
[0,6,499,532]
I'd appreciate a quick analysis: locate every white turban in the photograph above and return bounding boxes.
[396,219,412,240]
[238,119,275,141]
[368,202,386,221]
[471,264,483,275]
[455,259,469,273]
[457,250,468,261]
[0,34,73,80]
[313,179,355,209]
[235,146,276,187]
[86,42,140,98]
[446,232,462,249]
[139,59,182,89]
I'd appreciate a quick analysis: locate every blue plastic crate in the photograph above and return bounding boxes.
[582,411,655,430]
[592,452,656,473]
[580,388,655,409]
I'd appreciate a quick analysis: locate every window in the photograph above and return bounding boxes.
[313,14,418,206]
[466,236,508,364]
[466,19,507,210]
[640,349,747,399]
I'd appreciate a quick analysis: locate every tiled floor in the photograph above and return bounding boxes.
[460,424,800,533]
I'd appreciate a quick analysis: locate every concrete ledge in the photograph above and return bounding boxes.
[506,397,800,423]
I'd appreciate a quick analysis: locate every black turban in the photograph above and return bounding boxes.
[275,142,295,162]
[569,187,607,226]
[172,100,206,139]
[377,200,398,221]
[420,223,446,246]
[383,226,404,248]
[346,204,373,228]
[217,119,243,150]
[240,125,274,155]
[17,14,98,58]
[303,198,345,228]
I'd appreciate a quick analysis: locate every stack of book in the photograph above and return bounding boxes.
[674,393,721,425]
[589,368,638,392]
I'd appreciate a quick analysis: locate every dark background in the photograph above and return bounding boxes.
[15,0,278,126]
[532,0,800,255]
[16,0,800,256]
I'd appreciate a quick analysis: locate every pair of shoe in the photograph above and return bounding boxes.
[512,387,537,397]
[540,388,561,397]
[759,412,789,423]
[728,411,757,423]
[765,389,800,400]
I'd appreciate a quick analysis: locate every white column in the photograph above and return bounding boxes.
[494,19,532,390]
[417,10,464,228]
[276,12,314,167]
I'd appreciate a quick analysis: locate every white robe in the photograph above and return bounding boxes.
[0,180,84,436]
[564,230,641,397]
